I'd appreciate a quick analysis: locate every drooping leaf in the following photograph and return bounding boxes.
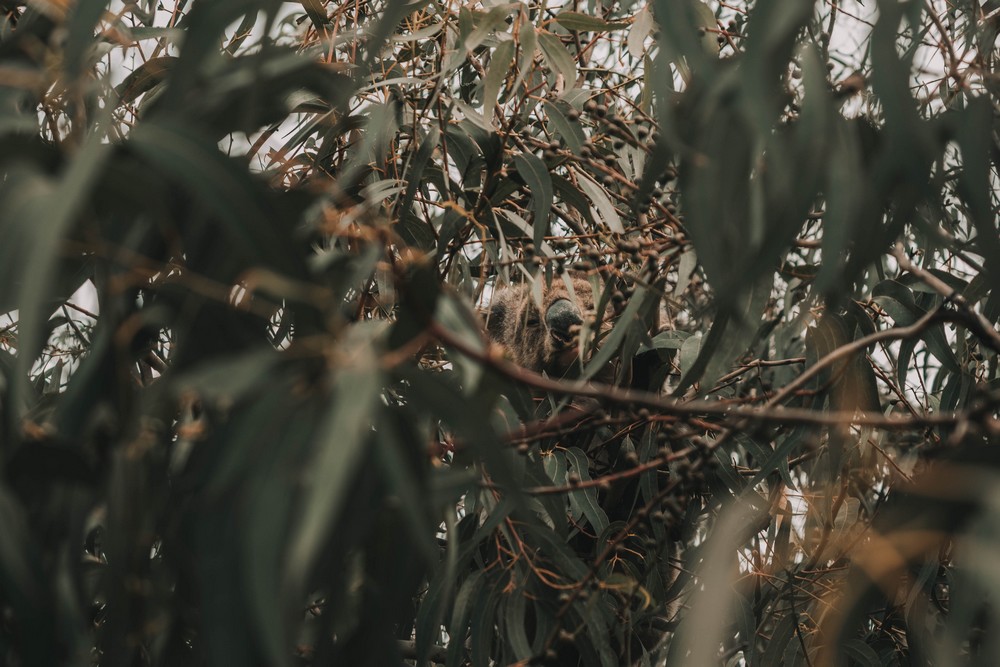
[544,99,586,154]
[483,39,514,121]
[537,31,577,85]
[577,172,624,233]
[286,325,384,588]
[513,152,553,249]
[65,0,109,79]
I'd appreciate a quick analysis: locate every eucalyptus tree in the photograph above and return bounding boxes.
[0,0,998,665]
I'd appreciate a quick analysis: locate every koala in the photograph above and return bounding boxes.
[484,275,607,377]
[486,275,687,657]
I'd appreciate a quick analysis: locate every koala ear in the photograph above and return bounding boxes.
[485,299,507,340]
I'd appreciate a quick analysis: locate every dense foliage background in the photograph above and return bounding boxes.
[1,0,999,665]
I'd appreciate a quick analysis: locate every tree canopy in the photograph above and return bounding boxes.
[0,0,999,665]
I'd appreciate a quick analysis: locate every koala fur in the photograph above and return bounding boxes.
[484,275,606,376]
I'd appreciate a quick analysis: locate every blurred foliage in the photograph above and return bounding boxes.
[0,0,999,665]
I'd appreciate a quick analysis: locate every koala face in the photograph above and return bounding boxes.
[485,276,607,376]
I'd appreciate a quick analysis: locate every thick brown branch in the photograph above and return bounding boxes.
[430,321,969,430]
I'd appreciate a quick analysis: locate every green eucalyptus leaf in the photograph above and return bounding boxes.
[513,152,553,249]
[286,325,383,587]
[483,39,515,120]
[537,31,576,85]
[553,11,627,32]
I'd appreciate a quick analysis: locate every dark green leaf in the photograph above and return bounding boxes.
[65,1,110,79]
[483,40,514,118]
[286,327,383,584]
[129,119,287,263]
[545,100,586,154]
[841,639,883,667]
[513,152,553,249]
[760,612,797,667]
